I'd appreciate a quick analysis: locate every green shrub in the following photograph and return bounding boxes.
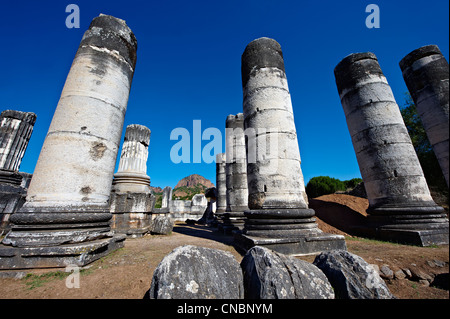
[154,194,162,208]
[343,178,363,190]
[306,176,347,198]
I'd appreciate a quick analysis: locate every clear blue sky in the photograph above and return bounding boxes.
[1,0,448,189]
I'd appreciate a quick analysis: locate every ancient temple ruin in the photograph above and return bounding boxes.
[334,52,449,246]
[0,11,447,276]
[234,37,346,255]
[0,14,138,269]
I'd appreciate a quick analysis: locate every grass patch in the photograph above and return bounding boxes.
[22,271,69,290]
[345,236,446,249]
[22,267,94,290]
[345,236,402,246]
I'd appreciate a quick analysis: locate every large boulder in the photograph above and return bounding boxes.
[313,250,394,299]
[150,215,174,235]
[148,245,244,299]
[241,246,334,299]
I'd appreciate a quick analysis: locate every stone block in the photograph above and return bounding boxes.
[241,246,334,299]
[313,250,394,299]
[150,215,174,235]
[148,245,244,299]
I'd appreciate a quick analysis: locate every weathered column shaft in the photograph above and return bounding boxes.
[0,14,137,268]
[0,110,36,172]
[242,39,307,210]
[335,52,438,211]
[400,45,449,186]
[235,37,346,255]
[25,14,137,207]
[215,153,227,213]
[117,124,151,174]
[334,52,447,246]
[225,113,249,212]
[161,186,173,209]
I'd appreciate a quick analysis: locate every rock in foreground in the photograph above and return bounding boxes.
[148,245,243,299]
[313,250,394,299]
[150,215,174,235]
[241,246,334,299]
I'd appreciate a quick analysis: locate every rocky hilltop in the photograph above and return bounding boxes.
[174,174,215,189]
[150,186,163,194]
[173,174,215,200]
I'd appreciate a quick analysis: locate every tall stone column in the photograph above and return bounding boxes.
[110,124,155,237]
[234,37,346,255]
[223,114,248,232]
[0,110,36,233]
[334,52,448,246]
[399,45,449,187]
[0,14,138,269]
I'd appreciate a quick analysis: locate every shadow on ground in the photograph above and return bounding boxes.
[173,223,238,247]
[309,198,369,236]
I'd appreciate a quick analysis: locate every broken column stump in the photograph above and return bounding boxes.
[110,124,155,237]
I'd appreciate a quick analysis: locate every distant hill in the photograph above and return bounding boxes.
[173,174,215,200]
[175,174,215,189]
[150,186,163,194]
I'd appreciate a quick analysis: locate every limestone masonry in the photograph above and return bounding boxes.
[400,45,449,187]
[0,14,138,269]
[334,52,448,246]
[234,37,346,255]
[110,124,157,237]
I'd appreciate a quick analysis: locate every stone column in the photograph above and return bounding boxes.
[0,110,36,233]
[0,110,37,174]
[223,114,248,232]
[234,37,346,255]
[215,153,227,212]
[334,52,448,246]
[109,124,155,237]
[161,186,173,209]
[215,153,227,228]
[0,14,138,269]
[399,45,449,187]
[112,124,151,193]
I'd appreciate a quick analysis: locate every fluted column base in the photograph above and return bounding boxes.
[112,172,151,193]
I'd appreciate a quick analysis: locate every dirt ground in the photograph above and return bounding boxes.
[0,194,448,299]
